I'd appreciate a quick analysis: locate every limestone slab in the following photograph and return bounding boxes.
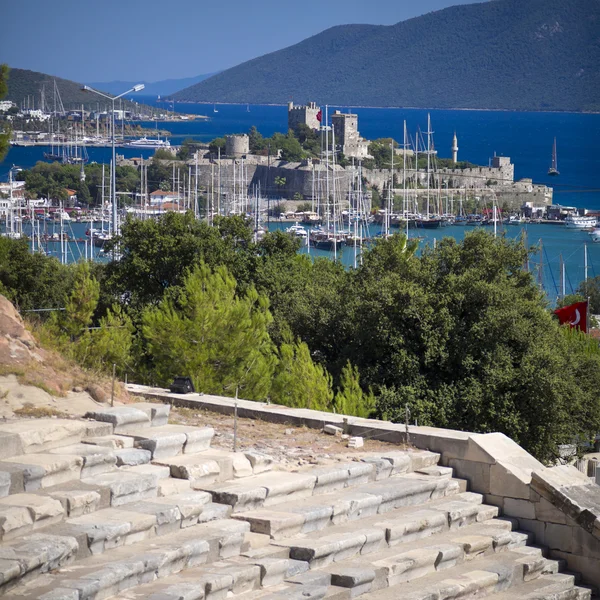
[0,454,83,491]
[244,451,274,475]
[155,454,223,485]
[48,444,117,478]
[0,419,87,455]
[82,434,134,449]
[83,470,157,506]
[130,402,171,427]
[114,448,152,467]
[84,407,151,433]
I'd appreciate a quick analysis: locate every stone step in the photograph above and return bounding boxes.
[231,478,474,541]
[84,407,153,434]
[0,453,84,492]
[119,424,215,459]
[0,493,65,541]
[0,419,112,460]
[354,550,553,600]
[275,514,514,571]
[491,572,589,600]
[1,519,251,598]
[48,444,118,478]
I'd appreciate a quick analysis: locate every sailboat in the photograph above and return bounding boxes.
[213,104,219,113]
[548,137,559,176]
[246,104,250,113]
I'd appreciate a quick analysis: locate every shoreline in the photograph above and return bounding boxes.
[164,100,600,116]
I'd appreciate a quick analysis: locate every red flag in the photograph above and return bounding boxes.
[554,300,588,333]
[316,110,322,122]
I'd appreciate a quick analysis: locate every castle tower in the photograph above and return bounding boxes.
[452,132,458,164]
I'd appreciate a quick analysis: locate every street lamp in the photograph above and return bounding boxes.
[81,84,144,244]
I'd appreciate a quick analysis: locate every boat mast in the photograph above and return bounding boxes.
[585,243,588,282]
[403,120,408,238]
[426,114,432,219]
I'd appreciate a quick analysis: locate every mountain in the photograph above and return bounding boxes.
[4,68,113,110]
[3,68,157,112]
[87,74,217,98]
[173,0,600,112]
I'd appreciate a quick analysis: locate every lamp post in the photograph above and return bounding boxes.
[81,84,144,243]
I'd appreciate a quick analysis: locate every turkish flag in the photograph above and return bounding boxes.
[316,110,322,122]
[554,300,588,333]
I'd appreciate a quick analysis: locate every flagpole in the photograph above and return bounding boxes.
[587,296,591,336]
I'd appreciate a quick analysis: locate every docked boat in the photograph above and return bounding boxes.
[309,228,343,251]
[417,217,443,229]
[285,223,308,242]
[564,215,597,229]
[127,137,171,149]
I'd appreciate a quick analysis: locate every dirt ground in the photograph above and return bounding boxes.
[166,404,408,468]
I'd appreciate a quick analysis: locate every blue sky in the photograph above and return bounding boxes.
[1,0,481,82]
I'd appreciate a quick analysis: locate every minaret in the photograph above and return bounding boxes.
[452,132,458,164]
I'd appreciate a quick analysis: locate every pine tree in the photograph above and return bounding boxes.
[270,331,333,411]
[334,360,375,418]
[62,262,99,340]
[142,262,276,400]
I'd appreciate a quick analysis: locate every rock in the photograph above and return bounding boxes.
[0,295,43,364]
[285,429,293,436]
[72,386,84,393]
[85,385,109,404]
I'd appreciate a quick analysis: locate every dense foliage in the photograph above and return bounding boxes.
[173,0,600,112]
[2,217,600,463]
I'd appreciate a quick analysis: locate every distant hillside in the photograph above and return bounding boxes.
[4,68,151,112]
[87,73,217,98]
[173,0,600,112]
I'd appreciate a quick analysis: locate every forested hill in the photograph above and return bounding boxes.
[173,0,600,112]
[4,68,142,112]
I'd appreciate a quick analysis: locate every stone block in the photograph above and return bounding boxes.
[46,487,103,518]
[84,407,151,434]
[311,465,351,494]
[1,454,83,491]
[0,472,10,498]
[0,419,87,455]
[0,505,33,541]
[324,424,343,436]
[83,471,157,506]
[244,451,274,475]
[535,496,568,525]
[81,435,134,450]
[152,491,211,527]
[201,481,268,513]
[572,525,600,560]
[415,465,453,478]
[83,422,113,438]
[552,549,600,591]
[235,510,305,539]
[448,459,491,494]
[489,462,532,500]
[130,430,187,460]
[130,402,170,427]
[157,478,191,497]
[198,502,232,523]
[290,504,334,534]
[203,450,252,478]
[503,497,536,520]
[381,509,448,546]
[0,432,23,461]
[379,452,411,475]
[346,462,375,486]
[251,556,290,586]
[360,457,392,481]
[0,493,64,532]
[544,522,574,553]
[407,451,440,471]
[123,500,182,535]
[48,444,117,478]
[114,448,152,467]
[348,437,363,449]
[156,455,222,486]
[331,492,381,524]
[66,508,156,554]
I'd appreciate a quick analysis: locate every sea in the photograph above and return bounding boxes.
[2,97,600,299]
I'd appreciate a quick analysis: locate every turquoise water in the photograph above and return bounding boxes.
[9,219,596,302]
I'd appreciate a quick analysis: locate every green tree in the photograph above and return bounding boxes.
[142,263,276,400]
[576,276,600,314]
[0,64,10,162]
[209,137,226,155]
[270,331,333,410]
[74,305,134,376]
[334,360,375,418]
[62,262,100,340]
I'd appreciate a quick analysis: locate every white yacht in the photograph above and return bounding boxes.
[127,137,171,149]
[285,223,308,241]
[564,215,597,229]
